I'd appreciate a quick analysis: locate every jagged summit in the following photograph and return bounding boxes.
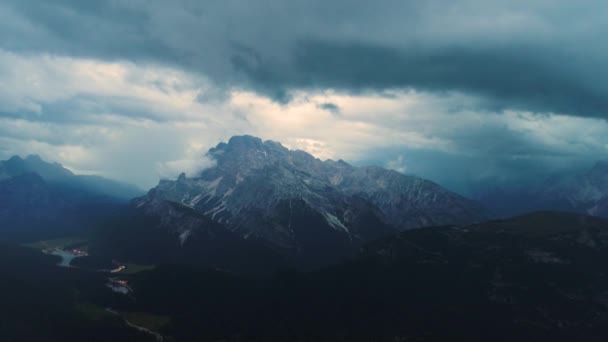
[134,135,485,265]
[207,135,293,174]
[209,135,289,155]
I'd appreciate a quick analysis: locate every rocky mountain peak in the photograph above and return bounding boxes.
[207,135,290,173]
[203,135,335,183]
[137,135,486,261]
[210,135,289,156]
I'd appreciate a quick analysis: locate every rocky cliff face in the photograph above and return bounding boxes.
[336,166,485,229]
[134,135,485,262]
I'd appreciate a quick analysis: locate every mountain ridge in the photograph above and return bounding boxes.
[477,160,608,218]
[0,155,143,200]
[0,155,142,242]
[126,135,486,269]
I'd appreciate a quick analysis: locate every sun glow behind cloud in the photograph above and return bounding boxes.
[1,50,608,191]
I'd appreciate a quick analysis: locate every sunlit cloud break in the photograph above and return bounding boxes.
[0,0,607,193]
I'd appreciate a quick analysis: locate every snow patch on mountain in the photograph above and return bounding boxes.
[323,212,349,233]
[179,230,191,245]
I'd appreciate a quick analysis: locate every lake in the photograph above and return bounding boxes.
[47,249,83,267]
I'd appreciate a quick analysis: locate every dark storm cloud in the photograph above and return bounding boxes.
[317,102,341,115]
[360,145,598,196]
[2,0,608,190]
[0,94,180,125]
[233,39,608,118]
[77,95,181,124]
[2,0,608,118]
[2,0,157,58]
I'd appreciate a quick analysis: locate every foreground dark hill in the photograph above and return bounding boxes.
[3,210,608,341]
[91,201,291,274]
[0,155,142,242]
[121,211,608,341]
[108,135,485,270]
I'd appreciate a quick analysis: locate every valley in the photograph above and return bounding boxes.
[5,210,608,341]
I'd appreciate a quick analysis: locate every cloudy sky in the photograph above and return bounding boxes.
[1,0,607,193]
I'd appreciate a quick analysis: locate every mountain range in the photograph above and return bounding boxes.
[0,155,142,200]
[478,160,608,218]
[6,137,608,340]
[9,137,608,272]
[0,155,142,241]
[99,135,486,270]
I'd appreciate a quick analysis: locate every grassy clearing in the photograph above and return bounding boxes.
[75,302,112,321]
[24,237,88,250]
[123,312,171,331]
[118,263,156,274]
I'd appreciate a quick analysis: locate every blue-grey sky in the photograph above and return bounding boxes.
[1,0,607,192]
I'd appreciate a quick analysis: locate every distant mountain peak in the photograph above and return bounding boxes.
[135,136,486,265]
[228,134,263,146]
[478,159,608,218]
[207,135,343,171]
[0,155,142,200]
[206,135,299,177]
[214,135,292,154]
[3,154,74,179]
[7,155,23,162]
